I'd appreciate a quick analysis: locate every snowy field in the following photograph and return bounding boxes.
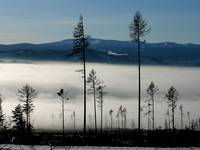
[0,145,199,150]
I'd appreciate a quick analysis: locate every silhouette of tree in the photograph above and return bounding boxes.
[198,118,200,130]
[179,105,184,129]
[165,108,171,129]
[118,105,123,129]
[97,84,107,132]
[109,109,113,130]
[87,69,101,133]
[129,11,151,130]
[165,86,179,130]
[12,104,25,134]
[187,111,191,129]
[0,95,5,129]
[66,15,90,136]
[117,106,127,130]
[57,89,69,135]
[122,107,127,129]
[146,81,159,130]
[140,106,144,129]
[18,84,37,133]
[143,97,152,130]
[116,111,120,129]
[71,111,76,130]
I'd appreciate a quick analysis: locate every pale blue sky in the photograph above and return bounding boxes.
[0,0,200,44]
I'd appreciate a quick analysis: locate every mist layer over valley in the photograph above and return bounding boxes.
[1,62,200,130]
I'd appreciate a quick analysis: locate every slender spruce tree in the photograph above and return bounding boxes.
[166,108,171,129]
[18,84,37,134]
[187,111,191,129]
[179,105,184,129]
[116,111,120,129]
[67,15,89,136]
[71,111,76,130]
[165,86,179,130]
[87,69,101,133]
[109,109,113,130]
[118,105,123,129]
[129,11,150,130]
[97,84,107,132]
[122,107,127,129]
[57,89,69,135]
[143,98,152,130]
[12,104,26,133]
[146,81,159,130]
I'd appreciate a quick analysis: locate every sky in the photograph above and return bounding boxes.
[0,0,200,44]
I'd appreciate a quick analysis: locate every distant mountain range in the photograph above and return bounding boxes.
[0,38,200,66]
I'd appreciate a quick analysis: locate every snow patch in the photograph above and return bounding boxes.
[0,145,199,150]
[108,50,128,56]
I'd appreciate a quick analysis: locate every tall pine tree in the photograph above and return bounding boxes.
[165,86,179,130]
[67,15,90,136]
[87,69,101,133]
[18,84,37,133]
[129,11,150,130]
[12,104,26,133]
[146,81,159,130]
[97,84,107,132]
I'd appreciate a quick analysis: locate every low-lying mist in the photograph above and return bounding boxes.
[0,62,200,130]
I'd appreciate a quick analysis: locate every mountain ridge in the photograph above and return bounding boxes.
[0,38,200,66]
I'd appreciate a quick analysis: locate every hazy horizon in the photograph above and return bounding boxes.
[0,37,200,45]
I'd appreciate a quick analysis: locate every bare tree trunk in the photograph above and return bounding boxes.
[172,109,175,130]
[137,29,141,131]
[100,101,103,132]
[93,84,97,133]
[188,113,191,129]
[121,115,123,129]
[152,95,155,130]
[180,109,183,129]
[168,113,171,129]
[83,36,87,137]
[148,114,150,130]
[111,114,113,130]
[124,115,126,130]
[26,97,29,133]
[62,96,64,135]
[148,102,150,130]
[74,114,76,130]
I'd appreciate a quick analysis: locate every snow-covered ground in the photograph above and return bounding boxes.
[0,145,199,150]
